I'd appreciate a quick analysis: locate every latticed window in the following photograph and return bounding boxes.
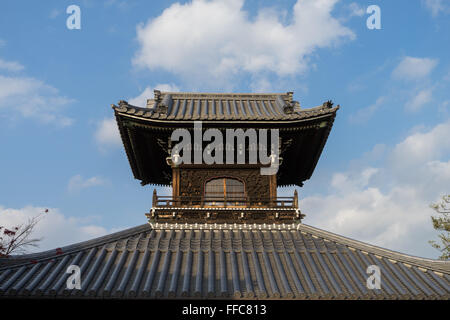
[204,178,245,205]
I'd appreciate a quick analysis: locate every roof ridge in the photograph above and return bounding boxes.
[4,222,445,273]
[0,224,150,268]
[160,92,290,96]
[112,100,338,117]
[298,223,450,272]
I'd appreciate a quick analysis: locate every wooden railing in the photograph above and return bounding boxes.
[152,189,298,209]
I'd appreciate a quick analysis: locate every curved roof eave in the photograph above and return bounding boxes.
[1,222,448,273]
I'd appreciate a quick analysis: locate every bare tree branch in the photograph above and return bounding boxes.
[0,211,45,257]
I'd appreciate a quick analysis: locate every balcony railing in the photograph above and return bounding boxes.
[152,190,298,209]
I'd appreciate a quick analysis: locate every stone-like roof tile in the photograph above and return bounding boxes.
[113,92,339,122]
[0,223,448,299]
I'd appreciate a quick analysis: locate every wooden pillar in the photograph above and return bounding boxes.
[172,167,179,198]
[269,174,277,206]
[294,189,298,208]
[152,189,157,207]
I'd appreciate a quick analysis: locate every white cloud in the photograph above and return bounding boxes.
[389,120,450,172]
[67,174,107,193]
[0,74,73,126]
[349,96,386,123]
[128,87,153,107]
[249,77,276,92]
[392,56,438,80]
[133,0,354,86]
[49,8,61,19]
[349,2,365,17]
[94,84,179,150]
[104,0,133,10]
[444,70,450,82]
[405,88,433,112]
[94,118,121,148]
[351,56,439,122]
[303,186,432,253]
[438,99,449,115]
[0,205,112,253]
[330,167,379,191]
[423,0,449,16]
[301,120,450,259]
[128,83,179,107]
[0,54,73,125]
[0,58,24,72]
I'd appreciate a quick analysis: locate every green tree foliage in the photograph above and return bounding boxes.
[429,195,450,260]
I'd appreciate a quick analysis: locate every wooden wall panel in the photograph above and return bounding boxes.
[176,167,275,200]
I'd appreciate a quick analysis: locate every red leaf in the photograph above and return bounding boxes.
[3,229,16,236]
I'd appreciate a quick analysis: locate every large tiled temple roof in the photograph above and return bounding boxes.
[1,223,448,299]
[112,91,339,123]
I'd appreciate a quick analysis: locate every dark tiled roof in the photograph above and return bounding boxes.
[112,91,339,122]
[1,223,448,299]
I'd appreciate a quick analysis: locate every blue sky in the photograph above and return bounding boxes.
[0,0,449,259]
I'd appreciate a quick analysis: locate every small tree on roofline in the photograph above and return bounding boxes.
[0,211,46,257]
[429,195,450,260]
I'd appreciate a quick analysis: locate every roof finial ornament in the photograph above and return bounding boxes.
[154,89,162,102]
[323,100,333,108]
[278,95,293,114]
[287,91,294,101]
